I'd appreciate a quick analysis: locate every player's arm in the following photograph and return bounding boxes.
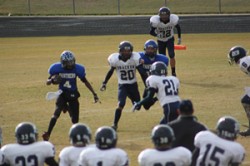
[46,75,53,85]
[175,24,181,44]
[81,77,100,103]
[100,67,115,91]
[45,157,58,166]
[190,147,200,166]
[136,65,148,86]
[149,26,157,37]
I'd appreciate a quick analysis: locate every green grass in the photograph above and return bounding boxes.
[0,0,249,15]
[1,33,250,165]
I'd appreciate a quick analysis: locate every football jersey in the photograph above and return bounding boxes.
[146,75,181,106]
[78,146,129,166]
[59,146,89,166]
[139,52,169,76]
[239,56,250,76]
[150,14,179,42]
[108,52,142,84]
[48,62,86,91]
[1,141,56,166]
[194,131,245,166]
[138,147,191,166]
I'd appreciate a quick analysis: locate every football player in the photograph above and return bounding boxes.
[1,122,58,166]
[228,46,250,136]
[43,50,100,141]
[139,39,169,110]
[191,116,245,166]
[138,124,191,166]
[150,7,181,76]
[133,61,181,124]
[100,41,147,131]
[78,126,129,166]
[59,123,91,166]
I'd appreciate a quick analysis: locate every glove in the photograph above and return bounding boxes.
[131,102,141,112]
[100,83,106,91]
[93,93,100,103]
[177,38,181,45]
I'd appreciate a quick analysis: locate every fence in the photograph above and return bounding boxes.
[0,0,250,16]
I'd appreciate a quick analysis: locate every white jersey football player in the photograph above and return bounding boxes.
[192,116,245,166]
[1,122,58,166]
[228,46,250,136]
[100,41,147,131]
[150,7,181,76]
[133,61,181,124]
[78,126,129,166]
[138,124,191,166]
[59,123,91,166]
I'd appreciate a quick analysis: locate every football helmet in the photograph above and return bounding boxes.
[119,41,133,61]
[69,123,91,146]
[159,7,171,23]
[150,61,167,76]
[95,126,117,149]
[151,124,175,148]
[15,122,38,145]
[228,46,247,64]
[144,39,158,58]
[216,116,240,140]
[60,50,76,69]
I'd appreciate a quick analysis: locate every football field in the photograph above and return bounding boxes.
[1,33,250,165]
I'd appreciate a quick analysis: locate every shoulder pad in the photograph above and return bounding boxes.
[170,14,179,25]
[108,53,119,67]
[150,15,160,27]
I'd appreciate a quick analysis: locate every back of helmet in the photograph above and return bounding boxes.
[15,122,37,145]
[69,123,91,146]
[95,126,117,150]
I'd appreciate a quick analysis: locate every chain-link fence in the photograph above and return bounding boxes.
[0,0,250,16]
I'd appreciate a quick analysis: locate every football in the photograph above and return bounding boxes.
[51,74,62,84]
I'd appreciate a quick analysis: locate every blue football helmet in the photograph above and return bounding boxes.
[119,41,133,61]
[60,50,76,69]
[144,39,158,58]
[228,46,247,64]
[150,61,167,76]
[15,122,38,145]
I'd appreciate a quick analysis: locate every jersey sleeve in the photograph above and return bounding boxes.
[132,52,143,66]
[0,150,4,165]
[194,131,205,148]
[108,53,118,68]
[58,147,69,166]
[116,149,129,166]
[170,14,179,26]
[42,141,56,158]
[150,15,160,28]
[48,63,60,75]
[76,64,86,79]
[231,144,245,164]
[138,149,151,166]
[179,147,192,165]
[146,76,157,90]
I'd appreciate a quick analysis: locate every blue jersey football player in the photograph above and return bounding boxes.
[139,39,169,110]
[42,50,99,141]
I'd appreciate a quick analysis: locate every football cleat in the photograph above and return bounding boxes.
[42,131,50,141]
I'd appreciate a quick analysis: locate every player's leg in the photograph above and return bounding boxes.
[166,37,176,76]
[128,83,141,110]
[112,84,127,131]
[142,88,157,110]
[161,101,180,124]
[240,95,250,136]
[69,99,80,124]
[43,95,65,141]
[157,40,167,56]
